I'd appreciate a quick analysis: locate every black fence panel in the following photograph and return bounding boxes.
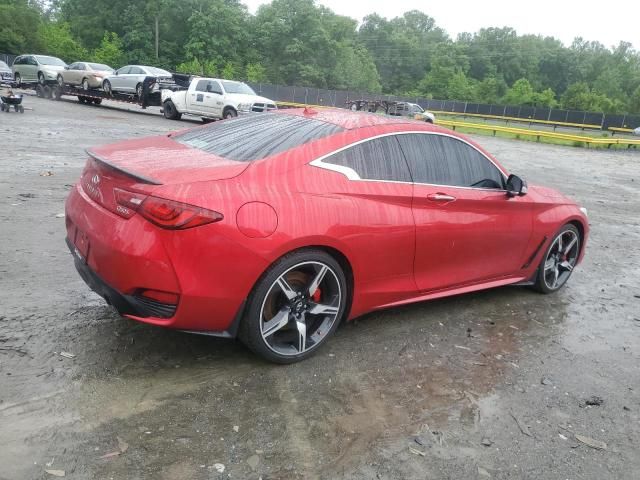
[316,88,334,106]
[504,105,520,117]
[451,101,465,113]
[334,90,349,108]
[519,106,535,119]
[476,104,491,115]
[292,87,307,104]
[602,114,625,129]
[549,109,568,123]
[533,108,550,121]
[416,98,430,109]
[489,105,505,116]
[624,114,640,129]
[584,112,604,126]
[566,110,586,124]
[257,84,279,102]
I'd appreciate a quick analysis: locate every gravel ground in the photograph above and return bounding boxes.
[1,94,639,480]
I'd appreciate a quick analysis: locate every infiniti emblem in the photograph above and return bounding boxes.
[91,174,100,184]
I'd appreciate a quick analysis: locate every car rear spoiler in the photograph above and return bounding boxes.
[85,148,162,185]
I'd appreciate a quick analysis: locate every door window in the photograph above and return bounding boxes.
[397,134,504,189]
[195,79,209,92]
[323,137,411,182]
[117,66,131,75]
[128,67,144,75]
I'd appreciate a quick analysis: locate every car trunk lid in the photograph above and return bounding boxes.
[81,135,249,215]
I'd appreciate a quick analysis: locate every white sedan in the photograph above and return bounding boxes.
[102,65,173,97]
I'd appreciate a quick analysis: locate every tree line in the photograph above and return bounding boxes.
[2,0,639,113]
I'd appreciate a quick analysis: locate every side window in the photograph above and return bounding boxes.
[129,67,143,75]
[13,57,23,65]
[117,66,130,75]
[28,56,38,65]
[397,134,504,189]
[195,79,208,92]
[210,81,222,94]
[323,136,411,182]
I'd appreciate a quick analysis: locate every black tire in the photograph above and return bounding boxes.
[223,107,237,119]
[93,98,102,105]
[38,72,45,85]
[135,83,143,98]
[425,118,434,124]
[57,74,64,87]
[0,104,5,112]
[78,96,86,104]
[532,224,581,294]
[103,80,112,96]
[82,78,89,91]
[14,73,21,87]
[239,249,349,364]
[19,105,24,113]
[163,100,182,120]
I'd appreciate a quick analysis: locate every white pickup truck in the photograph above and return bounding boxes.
[161,77,277,121]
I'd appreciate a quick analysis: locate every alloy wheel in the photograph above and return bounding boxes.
[260,261,342,356]
[543,229,579,290]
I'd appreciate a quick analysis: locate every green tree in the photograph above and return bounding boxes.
[503,78,535,105]
[92,32,125,67]
[245,62,267,82]
[0,0,43,53]
[38,21,87,61]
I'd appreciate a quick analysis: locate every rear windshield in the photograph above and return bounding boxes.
[146,67,170,76]
[88,63,113,71]
[174,113,344,161]
[35,56,66,66]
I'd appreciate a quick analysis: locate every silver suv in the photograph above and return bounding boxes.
[12,54,67,85]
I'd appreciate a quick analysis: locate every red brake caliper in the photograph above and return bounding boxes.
[312,288,322,303]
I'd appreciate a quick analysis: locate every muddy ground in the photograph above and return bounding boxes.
[0,94,639,480]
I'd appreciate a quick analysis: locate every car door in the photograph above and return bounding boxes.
[24,56,38,81]
[312,135,418,305]
[396,132,533,292]
[202,80,224,117]
[127,66,146,92]
[66,63,80,84]
[187,79,209,114]
[110,66,130,91]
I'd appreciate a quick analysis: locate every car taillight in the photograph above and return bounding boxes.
[114,188,147,219]
[114,188,223,229]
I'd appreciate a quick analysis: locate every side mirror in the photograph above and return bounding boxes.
[506,174,528,197]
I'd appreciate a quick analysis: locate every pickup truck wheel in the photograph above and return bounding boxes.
[57,75,64,87]
[163,100,182,120]
[223,107,238,119]
[38,72,45,85]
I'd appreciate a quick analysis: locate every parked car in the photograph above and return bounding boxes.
[57,62,114,90]
[12,54,67,85]
[102,65,174,97]
[65,109,588,363]
[389,101,435,123]
[162,77,277,121]
[0,60,13,84]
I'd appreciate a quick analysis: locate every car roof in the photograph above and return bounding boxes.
[278,108,442,131]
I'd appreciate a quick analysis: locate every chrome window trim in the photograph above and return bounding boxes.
[309,130,509,192]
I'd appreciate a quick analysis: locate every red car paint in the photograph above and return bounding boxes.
[65,108,588,334]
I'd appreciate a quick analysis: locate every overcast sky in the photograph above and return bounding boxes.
[244,0,638,49]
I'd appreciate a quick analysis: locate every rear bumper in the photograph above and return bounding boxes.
[66,237,176,318]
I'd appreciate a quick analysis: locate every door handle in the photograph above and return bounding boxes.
[427,193,456,202]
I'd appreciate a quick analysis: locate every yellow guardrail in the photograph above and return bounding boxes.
[438,119,640,148]
[431,110,602,130]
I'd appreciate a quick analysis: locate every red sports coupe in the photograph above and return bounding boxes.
[65,109,588,363]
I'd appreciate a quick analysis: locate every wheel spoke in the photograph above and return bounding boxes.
[308,265,328,296]
[276,277,298,300]
[557,234,563,253]
[552,266,559,288]
[544,258,556,271]
[308,302,339,316]
[262,308,290,337]
[563,236,578,255]
[559,261,574,272]
[295,316,307,352]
